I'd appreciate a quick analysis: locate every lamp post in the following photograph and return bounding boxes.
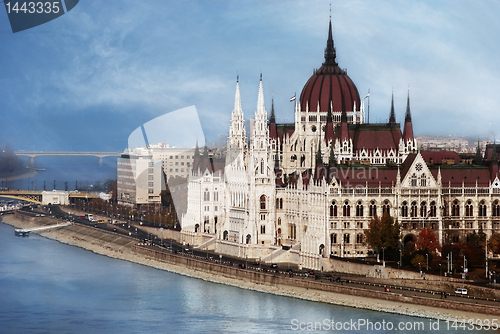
[382,247,385,267]
[439,263,442,276]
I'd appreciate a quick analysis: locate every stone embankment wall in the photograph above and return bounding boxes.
[133,245,500,317]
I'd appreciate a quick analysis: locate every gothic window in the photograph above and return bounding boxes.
[260,225,266,234]
[479,201,487,217]
[331,234,337,244]
[260,195,266,210]
[430,201,437,217]
[356,201,363,217]
[356,234,363,244]
[330,201,337,217]
[369,200,377,217]
[276,198,280,209]
[343,201,350,217]
[466,200,473,217]
[344,233,350,244]
[382,200,390,216]
[277,228,282,236]
[401,201,408,217]
[411,201,418,217]
[493,201,500,217]
[420,201,427,217]
[204,189,210,201]
[214,192,218,201]
[280,198,283,209]
[278,218,281,225]
[260,159,264,174]
[411,173,417,186]
[420,174,426,187]
[223,230,228,240]
[452,200,460,216]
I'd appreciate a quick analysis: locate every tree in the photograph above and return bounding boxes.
[364,214,400,260]
[411,254,426,269]
[489,233,500,255]
[415,228,441,255]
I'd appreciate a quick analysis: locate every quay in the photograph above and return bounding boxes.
[15,221,72,237]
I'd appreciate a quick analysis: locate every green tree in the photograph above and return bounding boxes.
[364,214,400,260]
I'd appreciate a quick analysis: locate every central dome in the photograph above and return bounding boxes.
[299,21,360,113]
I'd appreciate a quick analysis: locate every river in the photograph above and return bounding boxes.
[0,221,489,333]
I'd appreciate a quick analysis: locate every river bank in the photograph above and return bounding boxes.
[3,213,500,323]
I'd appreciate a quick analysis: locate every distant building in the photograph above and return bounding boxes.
[42,190,69,206]
[117,145,195,207]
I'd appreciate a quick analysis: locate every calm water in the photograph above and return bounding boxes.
[0,223,488,334]
[6,155,117,191]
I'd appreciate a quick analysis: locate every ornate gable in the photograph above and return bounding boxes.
[401,152,437,188]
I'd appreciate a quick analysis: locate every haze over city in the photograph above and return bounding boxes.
[1,0,499,151]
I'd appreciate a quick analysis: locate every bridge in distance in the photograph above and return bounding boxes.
[14,151,122,166]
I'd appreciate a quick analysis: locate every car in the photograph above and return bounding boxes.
[239,263,246,269]
[455,288,467,295]
[270,263,278,269]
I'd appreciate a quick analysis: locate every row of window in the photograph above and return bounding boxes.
[331,233,363,244]
[330,200,390,217]
[327,200,500,218]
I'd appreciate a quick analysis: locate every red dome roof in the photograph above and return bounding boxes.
[299,21,360,113]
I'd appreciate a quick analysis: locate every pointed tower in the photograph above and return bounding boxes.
[474,138,482,164]
[227,77,247,166]
[402,90,416,154]
[491,142,499,179]
[389,91,396,125]
[269,98,277,140]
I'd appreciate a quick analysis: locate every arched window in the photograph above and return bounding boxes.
[246,234,251,244]
[260,159,264,174]
[479,201,487,217]
[420,174,426,187]
[343,201,350,217]
[343,233,350,244]
[204,189,210,201]
[276,198,279,209]
[356,234,363,244]
[420,201,427,217]
[223,230,228,240]
[382,200,390,216]
[411,173,417,186]
[331,233,337,244]
[278,217,281,225]
[411,201,418,217]
[330,201,337,217]
[260,195,266,210]
[466,200,473,217]
[369,200,377,217]
[277,228,282,236]
[430,201,437,217]
[260,225,266,234]
[356,201,363,217]
[493,200,500,217]
[452,200,460,216]
[194,224,200,233]
[280,198,283,209]
[401,201,408,217]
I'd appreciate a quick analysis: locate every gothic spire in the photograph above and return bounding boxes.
[389,91,396,124]
[403,89,414,141]
[323,18,337,66]
[328,143,336,166]
[255,74,266,119]
[269,97,275,123]
[405,89,412,122]
[315,140,322,167]
[233,76,242,117]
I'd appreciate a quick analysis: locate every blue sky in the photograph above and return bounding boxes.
[1,0,499,151]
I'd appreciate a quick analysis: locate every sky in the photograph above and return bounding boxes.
[1,0,499,152]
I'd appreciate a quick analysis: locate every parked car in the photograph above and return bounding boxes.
[455,288,468,295]
[270,263,278,269]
